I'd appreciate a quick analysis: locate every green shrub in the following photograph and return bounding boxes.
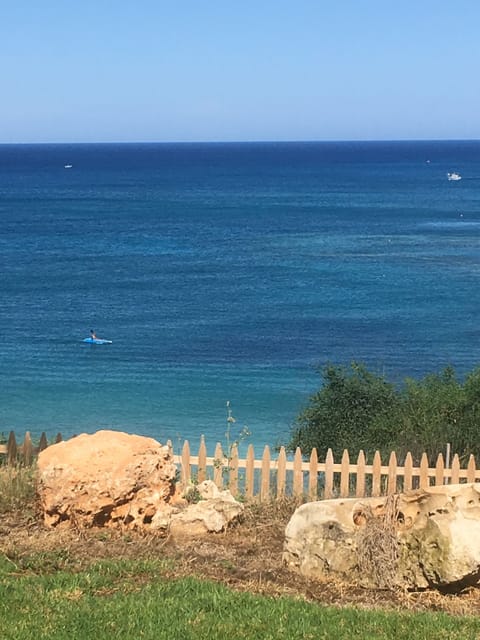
[289,362,480,464]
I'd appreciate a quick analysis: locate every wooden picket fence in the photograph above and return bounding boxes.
[2,431,480,501]
[0,431,62,466]
[176,438,480,501]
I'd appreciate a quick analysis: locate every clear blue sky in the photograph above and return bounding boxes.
[2,1,479,143]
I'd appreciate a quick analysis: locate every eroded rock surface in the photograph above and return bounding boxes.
[37,431,243,535]
[283,483,480,591]
[37,430,177,529]
[170,480,245,537]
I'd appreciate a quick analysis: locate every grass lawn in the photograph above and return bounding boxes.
[1,558,480,640]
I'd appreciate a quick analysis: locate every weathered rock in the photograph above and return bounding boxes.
[37,430,177,529]
[283,483,480,591]
[37,432,244,536]
[169,480,244,537]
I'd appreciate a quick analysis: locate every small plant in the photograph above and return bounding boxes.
[224,400,250,454]
[213,401,250,484]
[183,482,202,504]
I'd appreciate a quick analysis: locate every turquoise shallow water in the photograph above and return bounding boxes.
[1,141,480,449]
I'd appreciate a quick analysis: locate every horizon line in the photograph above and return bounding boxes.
[1,137,479,146]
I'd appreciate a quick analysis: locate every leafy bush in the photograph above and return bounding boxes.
[289,362,399,460]
[289,362,480,464]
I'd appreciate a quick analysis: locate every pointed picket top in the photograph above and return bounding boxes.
[403,452,413,492]
[372,450,382,497]
[38,432,48,453]
[419,452,429,489]
[7,431,17,465]
[340,449,350,497]
[387,450,397,495]
[356,450,366,497]
[467,454,476,483]
[451,453,460,484]
[181,440,191,486]
[435,453,445,486]
[324,448,334,499]
[23,431,33,466]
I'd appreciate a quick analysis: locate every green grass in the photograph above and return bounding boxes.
[0,559,479,640]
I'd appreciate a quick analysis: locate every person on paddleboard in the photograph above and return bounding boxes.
[90,329,97,339]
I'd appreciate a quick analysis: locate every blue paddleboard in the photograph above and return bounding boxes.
[82,337,112,345]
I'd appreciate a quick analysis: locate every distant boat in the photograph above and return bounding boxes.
[64,164,73,169]
[447,172,461,181]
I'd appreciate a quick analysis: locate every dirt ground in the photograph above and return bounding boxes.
[2,498,480,617]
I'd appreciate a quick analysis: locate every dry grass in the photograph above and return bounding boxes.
[356,494,400,589]
[1,480,480,617]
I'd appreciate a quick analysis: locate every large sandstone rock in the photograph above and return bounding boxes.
[37,430,177,529]
[283,483,480,591]
[37,431,244,536]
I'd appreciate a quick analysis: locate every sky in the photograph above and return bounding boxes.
[1,1,479,143]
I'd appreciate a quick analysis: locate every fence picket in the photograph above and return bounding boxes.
[387,451,397,495]
[467,455,476,483]
[277,447,287,499]
[451,453,460,484]
[434,453,444,486]
[293,447,303,498]
[340,449,350,498]
[356,450,366,497]
[372,451,381,497]
[324,448,334,499]
[213,442,224,489]
[419,453,429,489]
[404,452,413,492]
[309,448,318,500]
[245,444,255,499]
[7,432,17,465]
[197,437,207,483]
[38,432,48,453]
[181,440,191,487]
[23,432,33,466]
[260,446,271,502]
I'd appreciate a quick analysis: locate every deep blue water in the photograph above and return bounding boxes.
[1,141,480,450]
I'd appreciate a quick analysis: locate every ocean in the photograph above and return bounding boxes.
[1,140,479,451]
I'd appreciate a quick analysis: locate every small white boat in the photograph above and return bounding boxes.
[447,172,461,181]
[64,164,73,169]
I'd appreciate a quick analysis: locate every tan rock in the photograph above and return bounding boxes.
[169,481,244,537]
[37,430,177,529]
[283,483,480,591]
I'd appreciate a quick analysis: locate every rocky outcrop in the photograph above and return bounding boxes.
[283,484,480,591]
[36,430,243,535]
